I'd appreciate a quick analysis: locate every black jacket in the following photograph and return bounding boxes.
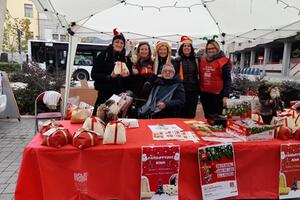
[140,76,185,118]
[174,56,199,93]
[91,45,132,94]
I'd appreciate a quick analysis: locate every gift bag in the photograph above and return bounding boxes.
[42,127,71,148]
[113,61,129,75]
[73,128,101,149]
[39,120,63,134]
[140,65,153,75]
[70,109,91,124]
[103,121,126,144]
[82,116,106,138]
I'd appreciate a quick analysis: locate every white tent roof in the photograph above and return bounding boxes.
[32,0,300,45]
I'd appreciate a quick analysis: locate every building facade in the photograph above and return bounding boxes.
[229,34,300,80]
[6,0,39,39]
[0,0,7,52]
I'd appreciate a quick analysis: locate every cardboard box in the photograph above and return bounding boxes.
[61,87,97,106]
[226,119,274,141]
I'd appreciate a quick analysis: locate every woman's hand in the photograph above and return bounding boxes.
[133,68,139,75]
[111,71,117,78]
[120,70,130,77]
[157,102,166,110]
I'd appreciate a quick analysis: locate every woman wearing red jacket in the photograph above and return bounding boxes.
[199,40,232,118]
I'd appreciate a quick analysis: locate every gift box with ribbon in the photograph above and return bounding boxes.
[72,128,102,149]
[82,116,106,138]
[103,120,126,144]
[42,127,71,148]
[70,108,91,124]
[113,61,129,75]
[39,120,63,135]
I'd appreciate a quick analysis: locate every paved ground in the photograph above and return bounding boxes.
[0,118,35,200]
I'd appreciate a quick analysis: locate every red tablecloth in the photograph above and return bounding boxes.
[15,118,296,200]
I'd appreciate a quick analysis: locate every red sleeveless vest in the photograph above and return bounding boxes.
[199,56,229,94]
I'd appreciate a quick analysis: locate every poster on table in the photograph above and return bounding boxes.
[140,145,180,200]
[198,143,238,200]
[279,143,300,199]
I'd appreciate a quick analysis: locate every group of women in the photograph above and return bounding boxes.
[91,29,232,119]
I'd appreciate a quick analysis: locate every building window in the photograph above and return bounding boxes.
[60,34,67,41]
[52,34,59,40]
[24,4,33,18]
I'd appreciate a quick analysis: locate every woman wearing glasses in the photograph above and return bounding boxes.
[199,40,232,118]
[138,63,185,118]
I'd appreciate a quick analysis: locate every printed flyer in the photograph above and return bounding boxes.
[141,145,180,200]
[279,143,300,199]
[198,143,238,200]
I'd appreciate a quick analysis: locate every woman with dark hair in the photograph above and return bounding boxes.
[130,42,154,98]
[175,36,199,118]
[199,39,232,118]
[91,29,132,115]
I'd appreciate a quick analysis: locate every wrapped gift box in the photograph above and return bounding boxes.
[226,119,275,141]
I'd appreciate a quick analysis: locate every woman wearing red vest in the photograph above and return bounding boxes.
[199,40,232,118]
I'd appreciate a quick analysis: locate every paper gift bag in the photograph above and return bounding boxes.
[42,127,71,148]
[140,65,153,75]
[39,120,63,134]
[103,121,126,144]
[82,116,105,138]
[70,109,91,124]
[113,61,129,75]
[73,128,101,149]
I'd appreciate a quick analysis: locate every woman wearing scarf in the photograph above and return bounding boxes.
[199,40,232,118]
[130,42,154,98]
[153,41,178,75]
[175,36,199,118]
[138,63,185,118]
[91,29,132,115]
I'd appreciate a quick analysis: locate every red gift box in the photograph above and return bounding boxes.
[39,120,63,135]
[72,128,101,149]
[226,119,274,141]
[42,127,71,148]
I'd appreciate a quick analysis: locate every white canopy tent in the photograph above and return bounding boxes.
[31,0,300,114]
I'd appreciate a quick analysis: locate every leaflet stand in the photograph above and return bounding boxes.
[0,71,21,121]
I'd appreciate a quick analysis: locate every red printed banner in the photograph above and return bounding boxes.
[279,143,300,199]
[140,145,180,200]
[198,143,238,200]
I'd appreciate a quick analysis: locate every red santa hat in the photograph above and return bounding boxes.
[112,28,125,44]
[180,35,193,45]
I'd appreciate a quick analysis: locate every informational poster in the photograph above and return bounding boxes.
[140,145,180,200]
[198,143,238,200]
[279,143,300,199]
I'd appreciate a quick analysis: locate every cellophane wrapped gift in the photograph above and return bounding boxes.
[103,120,126,144]
[70,108,91,124]
[73,128,101,149]
[42,127,71,148]
[82,116,106,138]
[39,120,63,134]
[64,96,80,120]
[113,61,129,75]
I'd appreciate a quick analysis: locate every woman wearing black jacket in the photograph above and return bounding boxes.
[91,29,132,115]
[175,36,199,118]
